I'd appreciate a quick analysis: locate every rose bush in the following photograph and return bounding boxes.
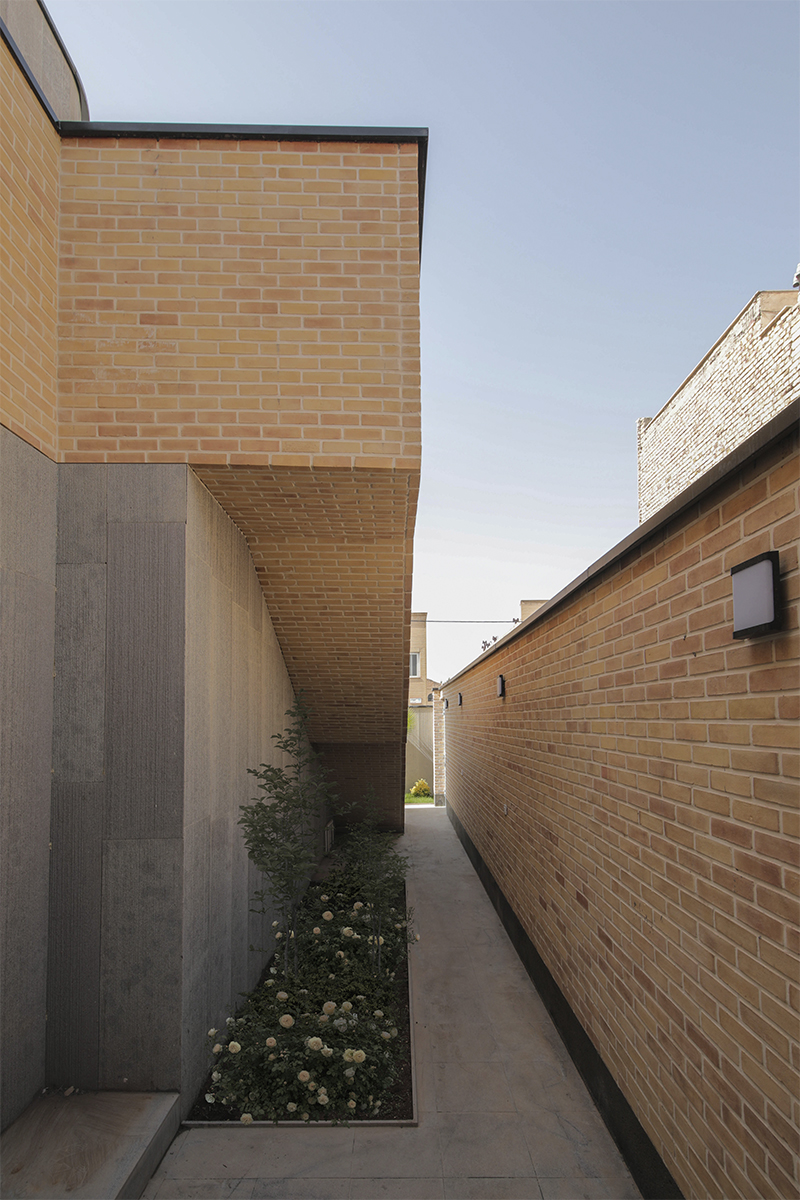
[202,849,414,1123]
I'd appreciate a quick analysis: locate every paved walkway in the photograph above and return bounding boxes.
[144,806,641,1200]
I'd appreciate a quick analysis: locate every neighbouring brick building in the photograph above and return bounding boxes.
[406,610,438,792]
[440,380,799,1195]
[1,0,424,1132]
[638,290,798,523]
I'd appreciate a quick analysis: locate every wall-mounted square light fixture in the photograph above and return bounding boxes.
[457,692,462,706]
[731,551,781,639]
[497,674,505,698]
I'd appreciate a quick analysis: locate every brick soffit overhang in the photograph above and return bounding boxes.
[3,12,426,752]
[444,399,800,687]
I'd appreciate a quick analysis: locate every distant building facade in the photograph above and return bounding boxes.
[637,290,798,523]
[406,611,438,792]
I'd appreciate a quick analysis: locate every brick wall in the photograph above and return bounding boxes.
[443,420,799,1200]
[0,37,60,457]
[433,687,446,804]
[638,292,799,523]
[2,22,422,818]
[57,135,420,468]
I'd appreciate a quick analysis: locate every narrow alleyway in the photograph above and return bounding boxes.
[144,807,640,1200]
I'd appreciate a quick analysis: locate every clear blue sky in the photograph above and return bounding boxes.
[48,0,799,681]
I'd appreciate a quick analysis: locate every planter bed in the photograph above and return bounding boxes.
[186,875,416,1126]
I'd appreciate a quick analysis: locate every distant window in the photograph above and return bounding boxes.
[410,652,420,677]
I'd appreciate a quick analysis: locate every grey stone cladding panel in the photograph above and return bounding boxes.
[0,426,57,581]
[46,781,104,1091]
[56,464,107,565]
[107,464,187,524]
[180,816,211,1108]
[0,567,54,1129]
[186,469,235,584]
[105,521,185,840]
[52,563,106,782]
[99,838,183,1091]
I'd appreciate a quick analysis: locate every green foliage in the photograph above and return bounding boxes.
[239,697,335,974]
[404,792,434,805]
[409,778,432,797]
[204,835,416,1123]
[326,805,409,977]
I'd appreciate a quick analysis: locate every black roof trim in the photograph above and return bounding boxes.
[37,0,90,119]
[59,122,428,249]
[0,6,89,122]
[2,10,428,248]
[443,398,800,686]
[58,121,427,142]
[1,16,59,126]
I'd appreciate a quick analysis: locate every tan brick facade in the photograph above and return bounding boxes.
[192,463,417,752]
[1,31,423,825]
[1,37,60,457]
[638,291,799,523]
[56,135,420,469]
[443,421,799,1199]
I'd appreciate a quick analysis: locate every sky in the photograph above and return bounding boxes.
[47,0,799,681]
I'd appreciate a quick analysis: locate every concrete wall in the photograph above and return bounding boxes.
[0,0,86,120]
[181,469,296,1105]
[0,427,57,1131]
[442,417,799,1200]
[47,463,186,1095]
[44,464,298,1117]
[638,292,798,523]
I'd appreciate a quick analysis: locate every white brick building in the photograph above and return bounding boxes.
[638,290,799,522]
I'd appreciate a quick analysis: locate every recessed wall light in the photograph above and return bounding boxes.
[731,551,781,639]
[497,674,505,698]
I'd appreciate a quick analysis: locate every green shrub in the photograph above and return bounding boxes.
[238,697,335,975]
[203,839,416,1123]
[409,779,432,797]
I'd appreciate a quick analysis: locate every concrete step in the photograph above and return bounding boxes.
[0,1091,180,1199]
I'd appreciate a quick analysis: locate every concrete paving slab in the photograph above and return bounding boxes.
[143,809,641,1200]
[432,1062,516,1113]
[539,1178,642,1199]
[147,1182,256,1200]
[252,1181,349,1199]
[0,1091,180,1200]
[350,1125,442,1178]
[443,1180,543,1199]
[437,1112,536,1179]
[350,1178,445,1199]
